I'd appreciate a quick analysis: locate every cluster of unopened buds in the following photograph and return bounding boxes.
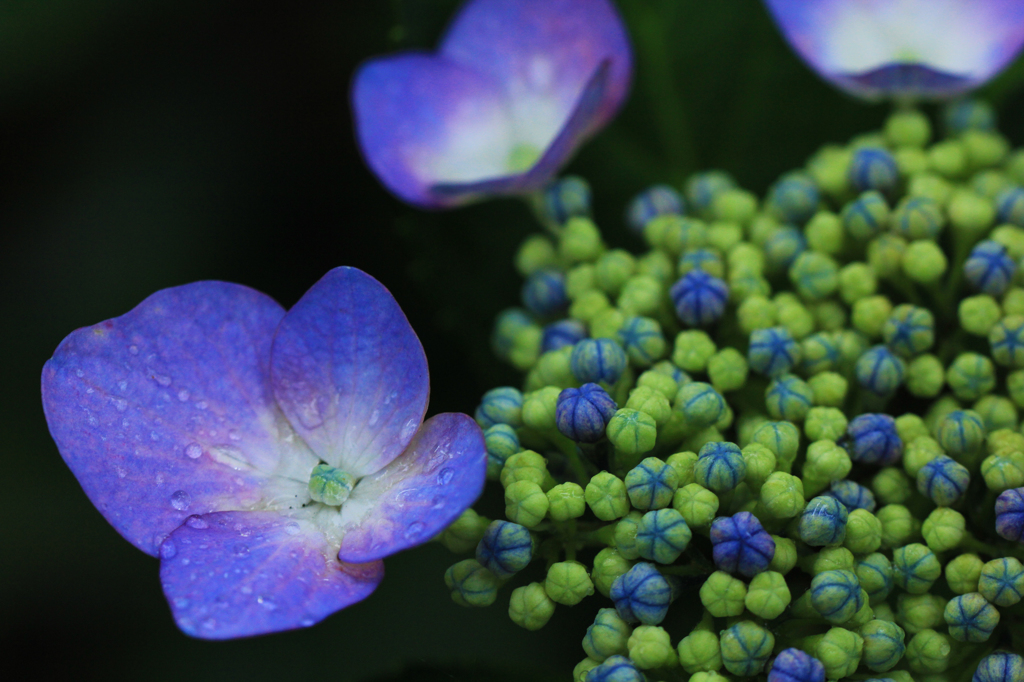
[438,100,1024,682]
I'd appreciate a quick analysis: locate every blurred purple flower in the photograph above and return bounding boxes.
[352,0,632,208]
[42,267,486,639]
[763,0,1024,100]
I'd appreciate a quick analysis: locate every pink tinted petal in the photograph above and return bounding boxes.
[352,53,515,208]
[270,267,429,477]
[159,511,383,639]
[441,0,631,143]
[764,0,1024,99]
[41,282,318,556]
[337,413,486,563]
[430,60,611,202]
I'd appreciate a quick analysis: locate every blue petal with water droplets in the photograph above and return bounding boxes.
[338,413,486,563]
[41,282,318,556]
[159,511,384,639]
[270,267,429,478]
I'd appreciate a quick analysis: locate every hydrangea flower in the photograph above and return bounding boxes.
[762,0,1024,100]
[41,267,487,639]
[352,0,632,208]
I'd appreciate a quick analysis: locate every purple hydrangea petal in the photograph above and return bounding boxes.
[763,0,1024,99]
[159,511,384,639]
[338,413,487,563]
[41,282,318,556]
[270,267,429,478]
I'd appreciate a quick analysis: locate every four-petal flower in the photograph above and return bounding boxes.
[42,267,486,639]
[352,0,632,208]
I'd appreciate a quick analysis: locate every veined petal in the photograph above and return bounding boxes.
[159,511,383,639]
[441,0,631,147]
[337,413,486,563]
[270,267,429,477]
[764,0,1024,99]
[41,282,318,556]
[351,53,516,208]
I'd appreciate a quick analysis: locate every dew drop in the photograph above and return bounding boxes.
[228,429,241,442]
[114,465,128,479]
[436,467,454,486]
[257,596,277,611]
[177,389,190,402]
[186,515,208,529]
[202,618,217,631]
[170,490,192,511]
[196,401,208,410]
[300,617,315,627]
[150,431,160,441]
[368,409,380,427]
[110,397,127,412]
[185,443,203,459]
[128,345,139,355]
[405,521,425,540]
[284,522,301,536]
[173,597,189,609]
[152,373,172,387]
[118,380,128,392]
[233,543,250,557]
[432,496,444,510]
[160,540,177,559]
[240,585,253,595]
[75,369,85,378]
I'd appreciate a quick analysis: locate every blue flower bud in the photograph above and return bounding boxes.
[842,190,889,240]
[484,424,519,477]
[541,318,588,353]
[475,386,524,428]
[476,520,533,579]
[521,269,568,317]
[625,457,678,510]
[675,381,725,428]
[768,647,826,682]
[636,508,692,564]
[883,304,935,357]
[543,175,591,225]
[609,562,674,625]
[810,569,864,624]
[764,227,807,271]
[972,651,1024,682]
[892,196,944,240]
[799,495,849,546]
[710,511,775,577]
[945,99,996,134]
[627,184,685,233]
[917,455,970,507]
[856,552,893,604]
[935,409,985,461]
[892,543,942,594]
[995,487,1024,543]
[860,619,906,672]
[571,338,629,385]
[997,186,1024,227]
[556,383,617,443]
[685,170,736,215]
[720,620,775,677]
[965,240,1017,296]
[990,316,1024,367]
[856,345,905,395]
[766,374,813,421]
[845,413,902,465]
[670,270,729,327]
[945,593,1000,642]
[617,316,666,367]
[695,441,747,493]
[767,172,819,226]
[585,655,643,682]
[827,479,877,512]
[849,147,899,195]
[979,557,1024,607]
[749,326,801,377]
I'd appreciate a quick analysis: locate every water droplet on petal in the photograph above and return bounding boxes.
[185,515,208,529]
[233,543,250,557]
[184,443,203,459]
[128,345,139,355]
[151,373,172,386]
[170,490,191,511]
[196,401,208,410]
[368,409,380,427]
[300,617,315,627]
[75,369,85,378]
[436,467,454,485]
[173,597,189,609]
[160,539,177,559]
[284,522,301,536]
[432,496,444,510]
[177,389,190,402]
[405,521,425,540]
[112,397,128,412]
[257,596,277,611]
[228,429,241,442]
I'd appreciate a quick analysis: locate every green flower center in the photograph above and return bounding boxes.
[308,464,356,506]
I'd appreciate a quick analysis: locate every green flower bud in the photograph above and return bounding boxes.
[707,347,748,393]
[590,308,626,340]
[506,324,543,371]
[856,552,894,604]
[586,472,630,521]
[990,315,1024,368]
[979,557,1024,606]
[560,216,605,263]
[751,420,801,471]
[515,235,557,277]
[445,559,499,607]
[946,553,983,595]
[569,289,611,323]
[636,368,678,402]
[736,295,778,334]
[808,371,849,407]
[868,234,908,278]
[903,436,943,477]
[500,450,548,489]
[814,627,863,679]
[893,543,942,594]
[509,582,556,630]
[947,352,996,400]
[592,548,632,597]
[994,228,1024,261]
[809,145,853,198]
[859,618,907,672]
[760,471,805,518]
[729,271,772,301]
[594,249,636,296]
[720,621,774,677]
[959,294,1002,336]
[607,408,657,463]
[812,299,847,332]
[949,188,996,234]
[619,275,666,318]
[545,561,593,605]
[805,406,848,442]
[790,251,840,300]
[906,353,945,397]
[770,535,798,574]
[839,262,879,304]
[805,211,845,254]
[439,508,491,554]
[678,630,722,673]
[921,507,965,552]
[505,480,549,527]
[547,482,586,521]
[845,508,883,554]
[929,139,967,177]
[897,593,947,635]
[707,221,744,253]
[886,109,931,147]
[777,300,815,339]
[902,239,948,283]
[522,386,561,431]
[896,413,930,442]
[672,330,717,373]
[700,570,747,617]
[614,511,643,560]
[745,570,791,619]
[964,129,1010,168]
[728,241,765,273]
[573,658,601,682]
[944,592,999,642]
[892,196,945,240]
[1009,369,1024,407]
[905,629,951,673]
[741,443,776,492]
[665,451,698,486]
[853,295,893,338]
[873,602,896,622]
[803,440,852,493]
[805,547,855,575]
[625,386,672,427]
[908,172,953,204]
[628,625,677,670]
[673,483,720,527]
[872,467,912,505]
[565,264,596,300]
[878,504,917,549]
[582,607,631,660]
[981,451,1024,491]
[712,188,758,223]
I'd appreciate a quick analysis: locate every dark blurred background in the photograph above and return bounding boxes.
[4,1,1024,680]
